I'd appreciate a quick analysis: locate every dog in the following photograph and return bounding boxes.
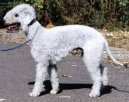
[3,4,124,97]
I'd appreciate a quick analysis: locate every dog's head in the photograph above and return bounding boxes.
[3,4,36,26]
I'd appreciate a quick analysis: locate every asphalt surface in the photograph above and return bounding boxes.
[0,43,129,102]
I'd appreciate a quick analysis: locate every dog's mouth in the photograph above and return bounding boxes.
[5,22,21,32]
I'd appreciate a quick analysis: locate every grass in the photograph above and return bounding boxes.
[0,29,25,44]
[99,29,129,51]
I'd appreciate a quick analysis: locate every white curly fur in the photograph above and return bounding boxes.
[4,4,124,97]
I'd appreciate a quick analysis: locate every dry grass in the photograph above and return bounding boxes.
[98,29,129,51]
[0,29,26,44]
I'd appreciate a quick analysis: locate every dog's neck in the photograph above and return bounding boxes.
[21,19,46,43]
[27,21,38,40]
[26,21,45,43]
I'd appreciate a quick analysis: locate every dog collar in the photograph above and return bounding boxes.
[28,19,37,26]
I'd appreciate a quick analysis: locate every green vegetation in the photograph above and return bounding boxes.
[0,0,129,30]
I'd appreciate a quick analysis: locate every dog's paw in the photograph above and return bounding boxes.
[50,89,58,94]
[89,91,100,97]
[29,92,40,97]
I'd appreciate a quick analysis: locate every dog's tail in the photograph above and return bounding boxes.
[104,40,124,66]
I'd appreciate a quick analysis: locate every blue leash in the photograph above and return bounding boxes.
[0,39,31,51]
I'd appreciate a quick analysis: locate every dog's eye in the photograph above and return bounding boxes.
[15,14,19,17]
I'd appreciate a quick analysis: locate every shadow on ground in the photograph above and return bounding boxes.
[28,80,119,96]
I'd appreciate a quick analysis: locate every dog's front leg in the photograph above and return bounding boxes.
[29,62,48,97]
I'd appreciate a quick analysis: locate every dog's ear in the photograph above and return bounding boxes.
[20,6,36,25]
[20,8,31,16]
[21,5,36,18]
[19,9,32,25]
[21,14,31,25]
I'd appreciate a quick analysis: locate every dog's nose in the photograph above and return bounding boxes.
[0,19,5,28]
[0,19,5,24]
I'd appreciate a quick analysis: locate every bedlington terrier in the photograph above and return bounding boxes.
[3,4,124,97]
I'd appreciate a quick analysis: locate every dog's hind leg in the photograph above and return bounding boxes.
[82,40,104,97]
[101,65,108,86]
[29,61,48,97]
[48,62,59,94]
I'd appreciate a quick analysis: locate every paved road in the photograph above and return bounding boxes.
[0,43,129,102]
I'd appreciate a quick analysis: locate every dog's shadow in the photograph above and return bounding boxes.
[28,80,116,96]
